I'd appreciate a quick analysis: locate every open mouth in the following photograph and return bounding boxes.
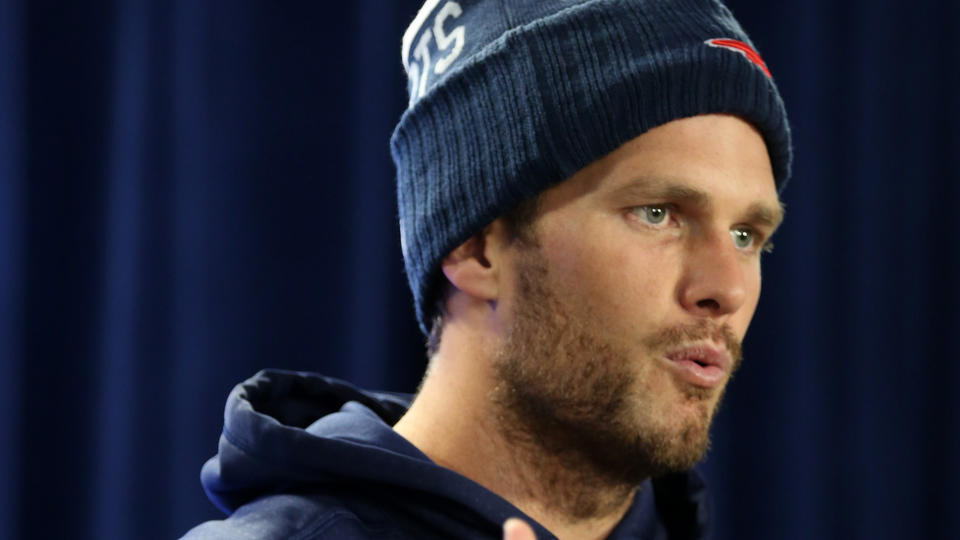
[663,344,730,388]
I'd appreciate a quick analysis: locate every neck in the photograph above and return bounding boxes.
[393,326,639,540]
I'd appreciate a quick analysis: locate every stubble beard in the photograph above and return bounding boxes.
[489,246,743,518]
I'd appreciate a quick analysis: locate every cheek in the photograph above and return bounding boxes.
[731,262,763,336]
[540,223,677,334]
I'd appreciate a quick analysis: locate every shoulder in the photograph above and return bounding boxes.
[180,493,406,540]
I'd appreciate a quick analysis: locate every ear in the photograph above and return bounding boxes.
[440,219,511,302]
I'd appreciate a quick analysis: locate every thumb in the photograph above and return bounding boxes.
[502,517,537,540]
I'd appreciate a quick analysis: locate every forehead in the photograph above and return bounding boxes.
[538,114,780,217]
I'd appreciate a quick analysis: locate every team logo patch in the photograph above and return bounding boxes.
[705,38,772,78]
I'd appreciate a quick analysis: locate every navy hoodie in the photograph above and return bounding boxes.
[182,369,713,539]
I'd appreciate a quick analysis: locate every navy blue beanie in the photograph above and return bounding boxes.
[390,0,793,334]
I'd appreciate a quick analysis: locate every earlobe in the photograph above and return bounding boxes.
[441,222,508,302]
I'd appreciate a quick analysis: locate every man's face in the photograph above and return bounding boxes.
[490,114,782,484]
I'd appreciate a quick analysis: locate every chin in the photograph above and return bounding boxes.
[620,385,719,474]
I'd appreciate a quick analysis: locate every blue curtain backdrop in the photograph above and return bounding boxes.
[1,1,957,539]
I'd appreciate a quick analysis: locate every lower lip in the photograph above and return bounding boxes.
[665,358,726,388]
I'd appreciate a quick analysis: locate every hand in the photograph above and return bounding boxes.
[502,517,537,540]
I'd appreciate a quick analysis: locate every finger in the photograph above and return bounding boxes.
[502,517,537,540]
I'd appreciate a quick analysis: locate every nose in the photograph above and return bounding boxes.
[677,232,749,318]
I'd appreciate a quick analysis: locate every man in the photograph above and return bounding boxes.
[183,0,791,538]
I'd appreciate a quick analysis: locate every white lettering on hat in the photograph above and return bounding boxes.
[412,29,434,101]
[402,0,443,68]
[433,2,465,74]
[403,1,466,105]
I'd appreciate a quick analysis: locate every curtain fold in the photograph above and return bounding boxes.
[0,1,25,538]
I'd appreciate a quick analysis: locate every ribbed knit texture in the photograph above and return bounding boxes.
[391,0,793,333]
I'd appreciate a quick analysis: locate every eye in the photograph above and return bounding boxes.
[630,205,672,226]
[730,227,769,252]
[730,228,752,249]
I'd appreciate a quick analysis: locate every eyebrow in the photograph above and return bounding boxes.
[611,177,785,230]
[745,200,786,230]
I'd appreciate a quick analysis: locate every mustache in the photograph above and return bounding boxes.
[642,321,743,370]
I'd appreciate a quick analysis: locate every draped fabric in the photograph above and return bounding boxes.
[1,1,956,539]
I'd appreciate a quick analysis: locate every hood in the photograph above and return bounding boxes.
[201,369,413,513]
[200,369,712,539]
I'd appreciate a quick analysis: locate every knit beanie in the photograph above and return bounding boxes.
[390,0,793,334]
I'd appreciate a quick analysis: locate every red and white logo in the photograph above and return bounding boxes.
[705,38,772,79]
